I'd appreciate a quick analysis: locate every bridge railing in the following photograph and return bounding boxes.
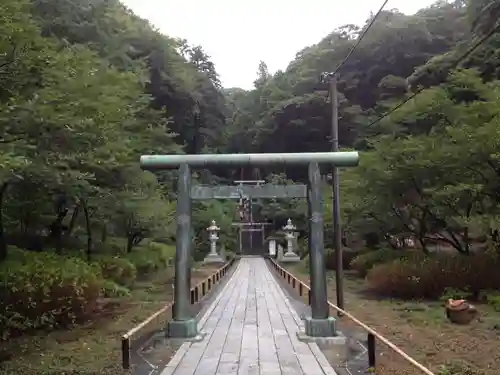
[267,258,435,375]
[120,257,237,369]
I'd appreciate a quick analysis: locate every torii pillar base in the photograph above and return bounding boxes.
[304,316,337,337]
[166,318,198,338]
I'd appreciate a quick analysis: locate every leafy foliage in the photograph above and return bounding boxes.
[218,2,500,267]
[0,248,102,339]
[218,0,500,308]
[350,248,404,277]
[126,241,176,274]
[0,0,229,347]
[366,252,500,299]
[303,247,359,270]
[219,0,500,257]
[96,256,137,287]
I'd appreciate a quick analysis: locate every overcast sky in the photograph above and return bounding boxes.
[121,0,438,89]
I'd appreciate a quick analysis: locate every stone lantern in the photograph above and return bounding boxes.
[204,220,224,263]
[281,218,300,263]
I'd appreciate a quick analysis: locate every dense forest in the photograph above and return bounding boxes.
[1,0,500,373]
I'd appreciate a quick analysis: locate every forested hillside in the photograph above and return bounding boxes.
[1,0,500,373]
[224,0,500,253]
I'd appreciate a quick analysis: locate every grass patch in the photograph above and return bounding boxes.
[390,301,444,326]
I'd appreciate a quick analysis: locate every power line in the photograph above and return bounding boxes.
[471,0,500,33]
[367,20,500,128]
[330,0,390,77]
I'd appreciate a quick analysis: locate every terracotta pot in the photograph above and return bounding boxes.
[445,299,478,325]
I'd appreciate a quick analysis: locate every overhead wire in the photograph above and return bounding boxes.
[329,0,390,77]
[322,0,389,105]
[366,17,500,128]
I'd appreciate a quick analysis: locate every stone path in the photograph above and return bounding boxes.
[160,257,337,375]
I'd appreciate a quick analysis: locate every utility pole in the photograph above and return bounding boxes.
[321,72,344,315]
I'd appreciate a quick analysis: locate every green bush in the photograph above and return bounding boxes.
[325,248,358,270]
[101,279,131,298]
[96,256,137,286]
[2,246,36,262]
[366,253,500,299]
[0,250,102,339]
[126,242,175,274]
[481,291,500,312]
[350,248,405,277]
[440,287,473,302]
[148,241,175,264]
[302,248,358,270]
[93,240,125,255]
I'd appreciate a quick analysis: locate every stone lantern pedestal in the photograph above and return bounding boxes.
[203,220,225,264]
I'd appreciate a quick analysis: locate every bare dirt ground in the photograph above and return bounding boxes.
[0,263,224,375]
[285,264,500,375]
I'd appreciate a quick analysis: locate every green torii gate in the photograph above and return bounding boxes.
[140,151,359,338]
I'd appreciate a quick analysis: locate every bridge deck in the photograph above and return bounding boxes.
[161,257,337,375]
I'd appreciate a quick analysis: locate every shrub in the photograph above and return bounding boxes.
[2,246,36,262]
[96,256,137,286]
[126,242,175,274]
[101,279,131,298]
[324,248,359,270]
[0,250,102,339]
[350,248,405,277]
[440,287,473,302]
[148,242,175,264]
[480,291,500,312]
[366,253,500,299]
[93,241,125,255]
[301,248,358,270]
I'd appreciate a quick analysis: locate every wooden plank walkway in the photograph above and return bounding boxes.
[160,257,337,375]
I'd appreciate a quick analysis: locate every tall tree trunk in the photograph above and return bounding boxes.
[463,226,470,254]
[50,210,68,254]
[0,182,9,262]
[126,234,133,253]
[66,203,80,237]
[417,237,429,254]
[82,199,92,262]
[101,224,107,244]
